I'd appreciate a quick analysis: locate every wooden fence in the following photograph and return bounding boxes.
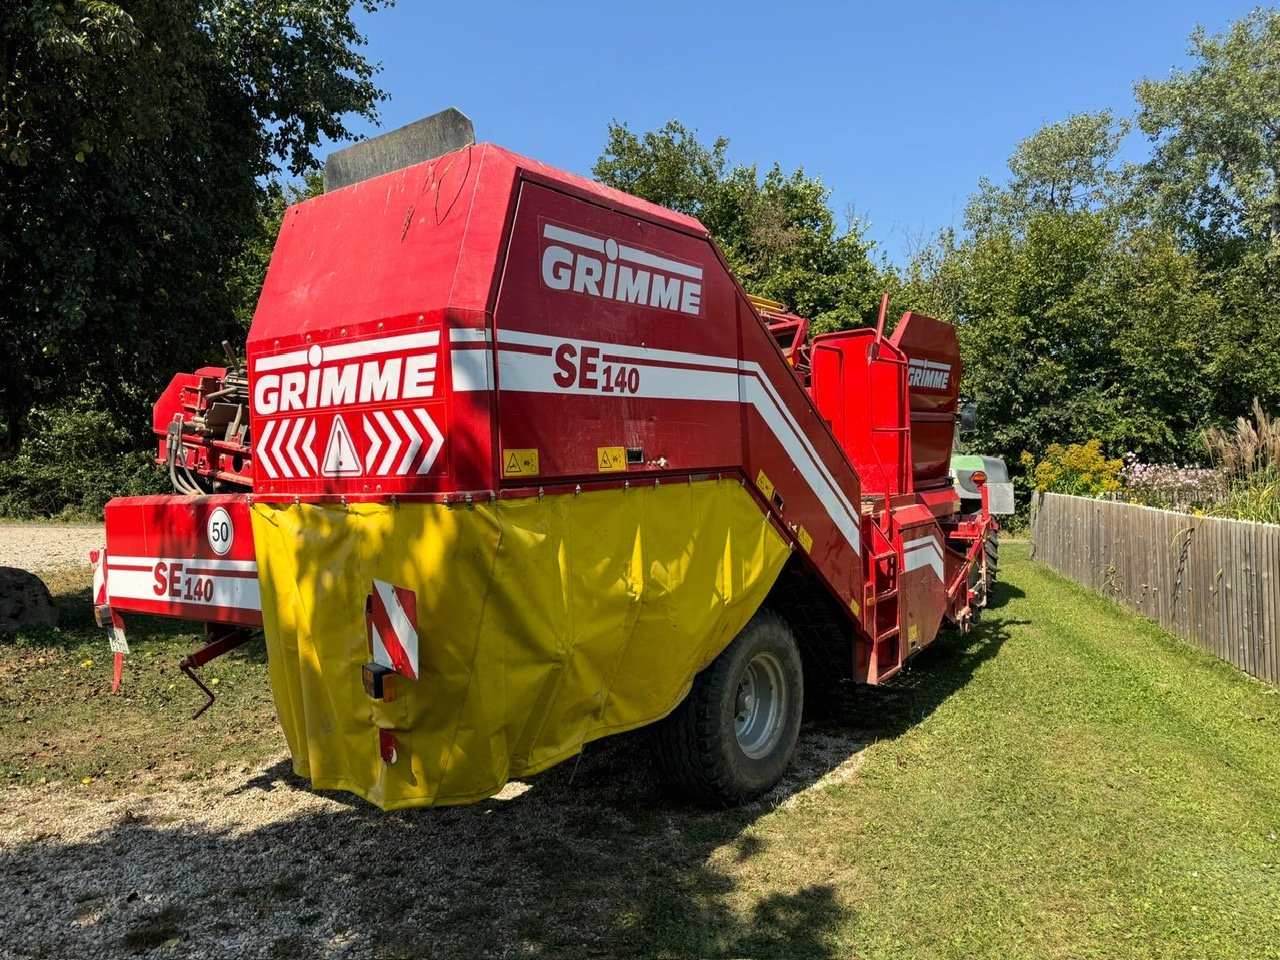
[1030,493,1278,684]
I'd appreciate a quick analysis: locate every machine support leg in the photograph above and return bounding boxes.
[179,625,255,719]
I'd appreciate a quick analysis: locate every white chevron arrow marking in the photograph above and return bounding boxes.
[302,419,318,475]
[363,415,383,473]
[256,420,279,479]
[272,417,294,478]
[285,417,309,477]
[375,411,401,475]
[415,409,444,475]
[394,409,422,475]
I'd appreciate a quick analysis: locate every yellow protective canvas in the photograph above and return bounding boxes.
[250,479,790,809]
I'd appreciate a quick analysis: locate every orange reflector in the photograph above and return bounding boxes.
[971,471,987,486]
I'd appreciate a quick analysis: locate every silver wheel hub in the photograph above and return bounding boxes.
[733,651,787,760]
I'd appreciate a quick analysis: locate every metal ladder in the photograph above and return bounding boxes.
[864,515,902,684]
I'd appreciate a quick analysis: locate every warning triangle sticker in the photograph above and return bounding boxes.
[505,451,522,474]
[321,415,362,476]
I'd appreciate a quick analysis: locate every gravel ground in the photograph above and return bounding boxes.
[0,524,105,573]
[0,729,867,960]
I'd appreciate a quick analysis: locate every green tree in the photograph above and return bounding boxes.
[919,111,1219,466]
[1134,9,1280,423]
[593,121,882,332]
[1135,9,1280,270]
[0,0,389,514]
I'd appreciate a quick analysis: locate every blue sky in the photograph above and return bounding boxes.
[345,1,1261,265]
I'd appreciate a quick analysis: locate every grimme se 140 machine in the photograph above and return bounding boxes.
[92,111,997,809]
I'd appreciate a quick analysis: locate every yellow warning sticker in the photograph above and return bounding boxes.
[850,597,861,617]
[597,446,626,472]
[908,624,919,642]
[796,525,813,553]
[755,469,775,500]
[502,448,539,477]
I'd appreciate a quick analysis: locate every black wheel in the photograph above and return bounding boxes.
[984,529,1000,591]
[654,608,804,805]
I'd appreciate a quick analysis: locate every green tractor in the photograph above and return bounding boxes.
[950,403,1015,602]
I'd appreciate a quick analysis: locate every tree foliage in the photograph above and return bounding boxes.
[0,0,388,514]
[593,121,882,332]
[907,11,1280,473]
[1135,9,1280,270]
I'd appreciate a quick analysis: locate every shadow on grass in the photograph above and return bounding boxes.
[0,585,1021,959]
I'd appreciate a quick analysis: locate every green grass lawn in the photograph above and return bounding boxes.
[2,544,1278,959]
[0,566,284,787]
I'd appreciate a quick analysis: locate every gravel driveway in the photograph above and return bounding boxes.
[0,729,866,960]
[0,523,105,572]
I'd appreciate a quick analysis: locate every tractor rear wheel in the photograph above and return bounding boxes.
[984,530,1000,591]
[654,608,804,805]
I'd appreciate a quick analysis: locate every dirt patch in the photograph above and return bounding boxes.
[0,524,104,574]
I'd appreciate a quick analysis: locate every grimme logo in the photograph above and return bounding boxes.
[539,222,704,316]
[907,357,952,391]
[252,335,438,415]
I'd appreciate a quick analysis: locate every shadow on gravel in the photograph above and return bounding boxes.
[0,588,1019,960]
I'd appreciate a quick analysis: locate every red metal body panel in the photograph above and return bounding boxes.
[889,313,963,488]
[811,329,910,499]
[489,179,865,610]
[244,145,705,502]
[102,496,261,626]
[101,139,996,688]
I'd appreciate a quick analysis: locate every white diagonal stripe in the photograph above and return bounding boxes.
[272,417,294,478]
[414,408,444,475]
[476,329,861,557]
[363,415,383,472]
[302,419,319,475]
[902,535,945,580]
[374,579,418,680]
[256,420,279,479]
[375,411,401,475]
[394,409,421,474]
[285,417,309,477]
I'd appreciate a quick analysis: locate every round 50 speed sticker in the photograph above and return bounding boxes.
[207,506,234,556]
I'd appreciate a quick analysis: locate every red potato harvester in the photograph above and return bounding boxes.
[92,110,997,809]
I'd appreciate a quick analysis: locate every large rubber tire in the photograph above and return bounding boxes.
[654,608,804,805]
[984,529,1000,592]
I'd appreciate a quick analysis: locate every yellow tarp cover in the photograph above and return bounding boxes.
[250,479,789,809]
